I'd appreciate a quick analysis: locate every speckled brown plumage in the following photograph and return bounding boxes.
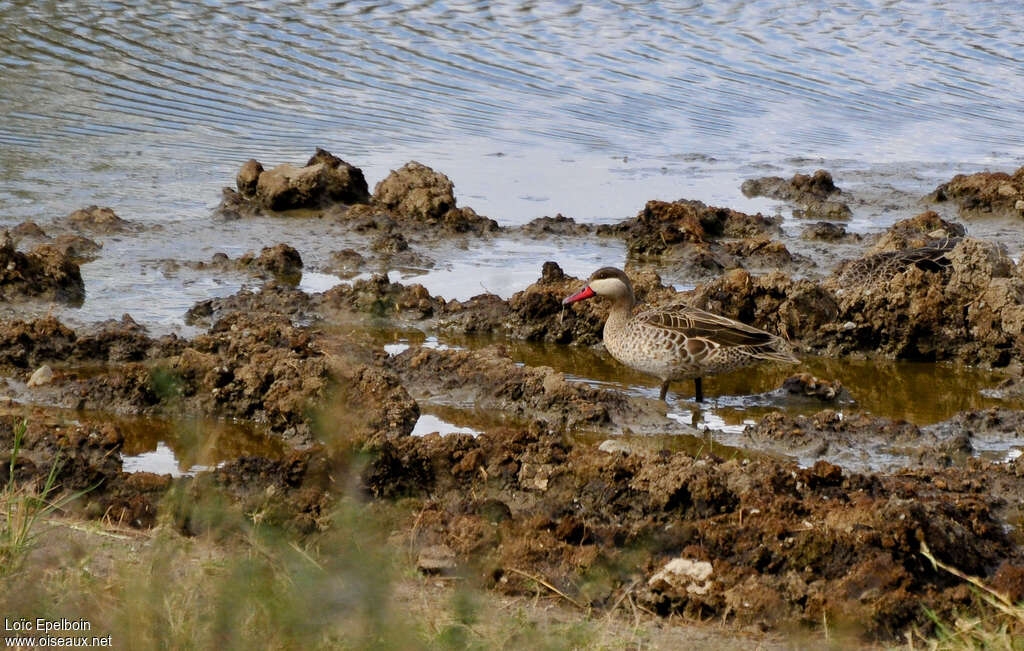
[564,267,798,402]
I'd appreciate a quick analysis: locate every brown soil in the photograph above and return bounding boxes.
[0,233,85,304]
[65,205,135,233]
[362,424,1024,641]
[928,165,1024,217]
[161,243,303,282]
[800,221,861,243]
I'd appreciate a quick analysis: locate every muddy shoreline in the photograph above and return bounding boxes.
[3,154,1024,642]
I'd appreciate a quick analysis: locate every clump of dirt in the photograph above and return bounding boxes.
[741,169,852,220]
[594,199,787,278]
[318,274,446,322]
[360,424,1023,641]
[0,232,85,304]
[185,283,316,327]
[928,165,1024,217]
[867,211,966,253]
[780,373,844,402]
[515,214,595,237]
[10,221,102,261]
[65,205,134,233]
[161,243,303,282]
[385,344,679,434]
[597,199,780,256]
[800,221,861,243]
[0,314,182,377]
[0,412,170,528]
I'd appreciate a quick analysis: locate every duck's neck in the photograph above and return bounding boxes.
[604,294,635,336]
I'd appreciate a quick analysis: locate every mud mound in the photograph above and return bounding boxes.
[54,314,330,443]
[515,214,594,237]
[369,161,499,235]
[800,221,860,243]
[186,283,316,328]
[594,199,789,277]
[868,211,966,253]
[240,149,371,212]
[361,426,1022,640]
[597,199,780,257]
[0,233,85,304]
[386,344,677,433]
[741,170,851,220]
[928,165,1024,217]
[65,205,134,233]
[0,413,168,528]
[318,274,445,322]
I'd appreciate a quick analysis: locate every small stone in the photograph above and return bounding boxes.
[417,544,456,574]
[27,364,54,387]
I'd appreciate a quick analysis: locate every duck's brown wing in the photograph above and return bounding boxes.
[635,304,775,348]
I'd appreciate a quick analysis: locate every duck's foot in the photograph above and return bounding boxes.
[694,377,704,403]
[659,379,670,401]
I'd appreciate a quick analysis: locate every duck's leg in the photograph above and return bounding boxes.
[659,379,670,401]
[694,377,704,403]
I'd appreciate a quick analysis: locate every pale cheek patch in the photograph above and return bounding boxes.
[589,277,626,296]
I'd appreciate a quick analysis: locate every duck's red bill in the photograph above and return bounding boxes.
[562,285,595,305]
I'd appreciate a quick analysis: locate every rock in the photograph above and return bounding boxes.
[781,373,843,401]
[250,243,303,277]
[246,149,370,211]
[236,159,264,196]
[373,161,457,222]
[741,169,841,202]
[52,234,102,260]
[27,364,54,387]
[66,206,132,233]
[648,558,714,595]
[595,199,781,275]
[516,214,594,237]
[742,170,852,220]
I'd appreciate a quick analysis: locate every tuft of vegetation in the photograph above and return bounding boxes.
[1,418,86,577]
[904,541,1024,651]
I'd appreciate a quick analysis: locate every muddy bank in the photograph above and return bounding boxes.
[363,423,1024,640]
[928,165,1024,217]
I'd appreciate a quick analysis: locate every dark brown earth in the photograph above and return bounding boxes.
[0,231,85,304]
[928,165,1024,217]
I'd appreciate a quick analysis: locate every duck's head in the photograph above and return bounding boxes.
[562,267,634,304]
